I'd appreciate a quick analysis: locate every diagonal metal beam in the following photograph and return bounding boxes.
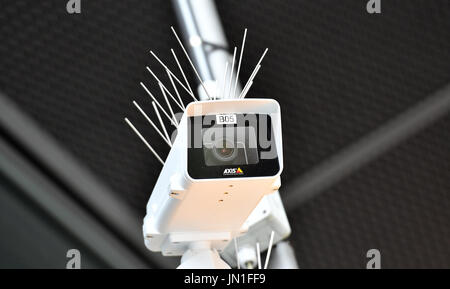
[284,83,450,211]
[0,138,146,268]
[0,92,176,268]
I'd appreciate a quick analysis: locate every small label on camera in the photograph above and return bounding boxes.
[223,167,244,175]
[216,114,237,125]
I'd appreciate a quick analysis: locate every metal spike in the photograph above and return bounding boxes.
[171,26,212,99]
[124,118,164,165]
[133,101,172,147]
[233,28,247,98]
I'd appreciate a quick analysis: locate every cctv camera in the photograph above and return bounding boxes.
[143,98,283,260]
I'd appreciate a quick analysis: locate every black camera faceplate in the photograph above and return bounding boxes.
[187,113,280,179]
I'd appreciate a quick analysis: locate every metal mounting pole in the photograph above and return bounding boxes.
[171,0,241,100]
[170,0,298,269]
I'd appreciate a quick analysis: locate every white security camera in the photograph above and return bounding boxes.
[142,98,283,267]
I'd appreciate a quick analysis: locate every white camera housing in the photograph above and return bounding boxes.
[221,190,291,268]
[143,98,283,257]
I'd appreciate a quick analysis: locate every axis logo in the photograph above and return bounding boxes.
[223,167,244,176]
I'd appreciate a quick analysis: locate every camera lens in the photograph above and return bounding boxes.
[216,145,234,158]
[212,139,237,162]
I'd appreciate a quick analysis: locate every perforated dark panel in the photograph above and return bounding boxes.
[0,0,182,210]
[216,0,450,183]
[289,114,450,268]
[0,0,449,268]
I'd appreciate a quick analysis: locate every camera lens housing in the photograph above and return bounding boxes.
[212,139,238,163]
[187,111,280,179]
[201,126,258,167]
